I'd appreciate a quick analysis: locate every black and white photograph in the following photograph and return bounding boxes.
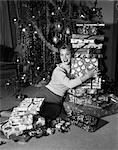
[0,0,118,149]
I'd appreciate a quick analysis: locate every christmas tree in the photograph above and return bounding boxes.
[12,0,104,86]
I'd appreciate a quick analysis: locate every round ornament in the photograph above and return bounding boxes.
[54,22,62,32]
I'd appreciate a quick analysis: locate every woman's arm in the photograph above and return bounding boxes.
[55,67,98,89]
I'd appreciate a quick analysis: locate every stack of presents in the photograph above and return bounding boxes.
[68,23,104,106]
[65,23,118,131]
[1,23,118,144]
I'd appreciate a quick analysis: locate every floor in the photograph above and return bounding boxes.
[0,67,118,150]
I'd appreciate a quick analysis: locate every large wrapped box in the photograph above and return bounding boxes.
[70,55,101,89]
[68,54,101,105]
[63,102,99,132]
[0,98,45,138]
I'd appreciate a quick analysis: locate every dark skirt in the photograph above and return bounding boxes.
[36,86,63,120]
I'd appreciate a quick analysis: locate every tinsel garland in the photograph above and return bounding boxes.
[31,21,58,53]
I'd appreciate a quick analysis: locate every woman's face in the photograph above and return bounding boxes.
[60,48,71,65]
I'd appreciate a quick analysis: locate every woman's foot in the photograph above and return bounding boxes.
[45,119,53,128]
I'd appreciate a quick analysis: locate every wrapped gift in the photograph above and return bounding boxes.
[1,98,45,138]
[68,53,101,106]
[19,98,44,114]
[71,39,95,44]
[9,114,33,126]
[63,102,99,132]
[72,34,104,41]
[71,55,101,89]
[75,24,105,35]
[67,92,114,110]
[72,43,103,49]
[1,121,24,138]
[108,94,118,103]
[68,91,93,105]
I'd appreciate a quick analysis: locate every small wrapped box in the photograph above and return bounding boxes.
[75,24,105,35]
[71,39,95,44]
[108,94,118,103]
[72,34,104,41]
[68,93,93,105]
[72,43,103,49]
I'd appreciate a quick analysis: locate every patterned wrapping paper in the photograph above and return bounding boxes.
[75,24,105,35]
[63,102,99,132]
[72,43,103,49]
[68,53,101,105]
[0,98,45,138]
[70,55,101,89]
[68,91,93,105]
[71,34,104,50]
[72,34,104,40]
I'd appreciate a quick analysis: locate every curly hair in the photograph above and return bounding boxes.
[59,44,74,57]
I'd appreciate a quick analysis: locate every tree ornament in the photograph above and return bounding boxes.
[28,23,32,27]
[32,15,35,19]
[6,81,11,86]
[51,12,55,15]
[22,28,26,32]
[37,67,40,70]
[34,31,38,34]
[13,18,17,23]
[58,7,60,10]
[54,22,62,32]
[53,36,58,44]
[66,27,70,35]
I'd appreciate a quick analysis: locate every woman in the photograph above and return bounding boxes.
[0,44,99,126]
[37,44,99,127]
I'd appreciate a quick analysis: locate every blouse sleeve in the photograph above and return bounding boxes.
[54,67,82,89]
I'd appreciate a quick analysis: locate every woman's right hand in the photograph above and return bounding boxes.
[80,68,100,83]
[86,68,100,79]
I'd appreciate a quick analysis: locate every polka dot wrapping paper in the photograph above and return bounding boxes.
[71,54,101,89]
[68,54,101,105]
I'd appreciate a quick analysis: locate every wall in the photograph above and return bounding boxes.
[97,0,116,80]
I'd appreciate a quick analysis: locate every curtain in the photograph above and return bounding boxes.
[0,1,13,48]
[114,1,118,82]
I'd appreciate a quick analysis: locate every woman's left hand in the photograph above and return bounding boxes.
[92,68,101,77]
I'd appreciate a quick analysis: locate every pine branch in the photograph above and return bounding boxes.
[48,0,57,8]
[31,21,58,53]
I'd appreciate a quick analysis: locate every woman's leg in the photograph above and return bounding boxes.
[39,102,62,127]
[40,102,62,119]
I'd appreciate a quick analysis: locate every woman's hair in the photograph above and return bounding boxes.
[59,44,75,58]
[59,44,71,53]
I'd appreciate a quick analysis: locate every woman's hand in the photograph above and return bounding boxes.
[86,68,100,79]
[80,68,100,83]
